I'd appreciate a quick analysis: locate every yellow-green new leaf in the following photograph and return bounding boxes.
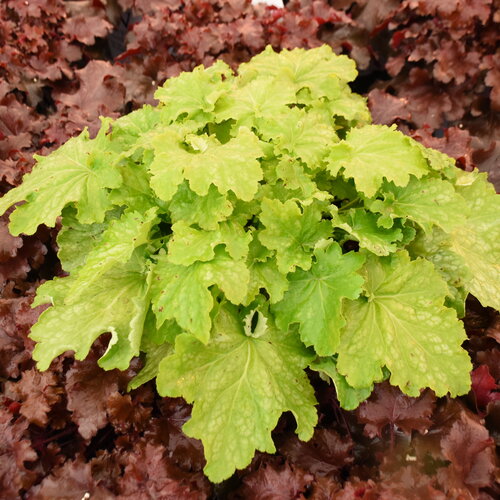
[327,125,428,197]
[111,105,161,152]
[169,182,233,230]
[154,61,233,123]
[244,257,289,306]
[259,198,331,273]
[274,156,318,198]
[149,127,264,202]
[151,249,249,343]
[156,304,317,483]
[0,129,122,235]
[149,128,186,201]
[167,220,251,266]
[238,45,357,98]
[259,108,337,168]
[215,76,297,127]
[243,236,288,305]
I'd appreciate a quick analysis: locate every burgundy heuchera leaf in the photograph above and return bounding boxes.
[357,382,436,437]
[471,365,500,409]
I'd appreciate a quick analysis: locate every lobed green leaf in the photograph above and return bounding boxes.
[157,304,317,483]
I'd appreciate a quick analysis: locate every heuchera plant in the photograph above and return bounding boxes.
[1,46,499,483]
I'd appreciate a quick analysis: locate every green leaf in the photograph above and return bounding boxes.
[67,208,158,298]
[151,259,212,343]
[169,182,233,230]
[332,208,404,256]
[325,86,371,124]
[243,235,288,305]
[217,220,252,260]
[0,127,122,235]
[413,140,457,177]
[311,357,372,410]
[154,61,233,123]
[32,275,73,308]
[56,207,110,272]
[143,308,182,346]
[4,46,494,481]
[259,108,337,167]
[128,311,181,390]
[327,125,429,197]
[167,220,251,266]
[111,105,161,151]
[274,156,318,198]
[259,198,331,273]
[129,342,172,391]
[167,222,224,266]
[109,159,158,212]
[409,228,471,317]
[31,253,151,371]
[215,76,297,127]
[151,249,249,343]
[245,258,289,306]
[149,127,264,202]
[156,304,317,483]
[148,127,187,201]
[368,176,469,233]
[337,251,472,397]
[273,242,364,355]
[238,45,358,98]
[449,174,500,310]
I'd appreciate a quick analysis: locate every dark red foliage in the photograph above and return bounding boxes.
[64,352,141,440]
[0,288,47,378]
[357,382,436,438]
[367,88,411,126]
[106,392,153,434]
[0,409,38,497]
[0,0,499,497]
[52,61,127,135]
[410,399,498,499]
[5,368,62,426]
[377,465,447,500]
[26,457,114,500]
[279,428,354,478]
[329,469,448,500]
[0,214,23,260]
[116,441,210,499]
[232,461,313,499]
[437,410,496,496]
[307,475,341,500]
[149,397,207,472]
[485,313,500,343]
[471,365,500,409]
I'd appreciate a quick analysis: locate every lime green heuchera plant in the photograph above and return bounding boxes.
[1,46,499,482]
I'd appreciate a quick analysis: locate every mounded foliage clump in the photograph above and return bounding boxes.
[1,45,499,482]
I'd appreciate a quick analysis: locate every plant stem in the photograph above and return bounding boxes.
[338,197,361,213]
